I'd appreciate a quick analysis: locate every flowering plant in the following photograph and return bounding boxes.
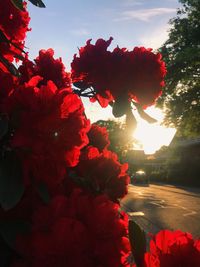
[0,1,199,267]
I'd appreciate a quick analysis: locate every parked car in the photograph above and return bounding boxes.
[130,170,149,184]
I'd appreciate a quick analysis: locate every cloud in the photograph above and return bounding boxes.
[116,8,176,22]
[70,28,90,36]
[139,24,172,49]
[120,0,143,7]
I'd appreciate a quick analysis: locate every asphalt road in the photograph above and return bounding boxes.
[121,184,200,238]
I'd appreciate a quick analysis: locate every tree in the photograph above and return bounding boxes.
[95,119,137,161]
[158,0,200,137]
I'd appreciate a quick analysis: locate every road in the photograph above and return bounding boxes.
[121,184,200,238]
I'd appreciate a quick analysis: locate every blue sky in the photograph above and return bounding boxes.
[26,0,181,122]
[26,0,180,66]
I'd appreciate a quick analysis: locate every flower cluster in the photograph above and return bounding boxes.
[12,190,130,267]
[0,68,15,105]
[76,146,130,202]
[87,123,110,152]
[143,230,200,267]
[71,38,166,108]
[0,10,130,263]
[18,49,71,88]
[1,50,90,193]
[1,2,199,267]
[0,0,30,67]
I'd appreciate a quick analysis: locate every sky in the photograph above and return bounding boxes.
[26,0,180,68]
[25,0,180,153]
[25,0,181,123]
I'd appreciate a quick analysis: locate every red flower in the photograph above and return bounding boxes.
[13,190,130,267]
[0,0,30,65]
[0,68,15,107]
[0,185,44,224]
[88,123,110,152]
[144,230,200,267]
[76,146,130,201]
[3,76,90,190]
[125,47,166,107]
[18,49,71,89]
[71,38,166,108]
[71,37,114,107]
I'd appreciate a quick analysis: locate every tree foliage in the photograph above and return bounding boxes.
[158,0,200,137]
[95,119,137,161]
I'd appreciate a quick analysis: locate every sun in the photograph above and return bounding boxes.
[133,107,176,154]
[83,99,176,155]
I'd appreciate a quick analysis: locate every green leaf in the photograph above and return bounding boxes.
[37,181,50,204]
[136,104,157,124]
[0,221,30,249]
[0,114,8,140]
[73,81,89,90]
[28,0,46,8]
[0,55,20,77]
[9,41,25,54]
[128,220,146,267]
[126,108,137,133]
[0,234,16,267]
[0,151,25,211]
[0,30,9,43]
[0,29,25,56]
[13,52,25,61]
[11,0,24,11]
[112,96,130,118]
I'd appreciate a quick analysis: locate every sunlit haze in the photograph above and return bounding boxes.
[132,107,176,154]
[83,100,176,155]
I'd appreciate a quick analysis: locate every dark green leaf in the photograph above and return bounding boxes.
[0,221,30,249]
[11,0,24,11]
[0,29,25,56]
[28,0,46,8]
[0,114,8,140]
[0,55,20,77]
[0,234,16,267]
[126,108,137,133]
[137,106,157,124]
[9,41,25,54]
[68,171,78,179]
[73,81,89,90]
[0,30,9,43]
[0,151,25,210]
[128,220,146,267]
[112,96,130,118]
[37,181,50,204]
[13,53,25,61]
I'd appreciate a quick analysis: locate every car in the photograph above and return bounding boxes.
[130,170,149,185]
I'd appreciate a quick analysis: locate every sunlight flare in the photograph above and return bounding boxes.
[133,107,176,154]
